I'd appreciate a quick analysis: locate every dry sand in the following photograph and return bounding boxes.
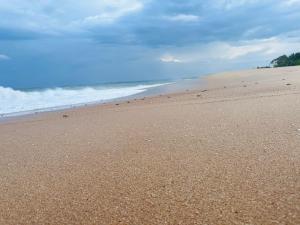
[0,66,300,225]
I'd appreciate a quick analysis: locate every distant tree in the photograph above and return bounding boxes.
[271,52,300,67]
[271,55,290,67]
[289,53,300,65]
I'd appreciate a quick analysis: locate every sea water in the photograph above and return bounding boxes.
[0,81,171,117]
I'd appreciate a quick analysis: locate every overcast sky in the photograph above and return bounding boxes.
[0,0,300,88]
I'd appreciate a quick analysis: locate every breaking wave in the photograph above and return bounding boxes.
[0,83,168,116]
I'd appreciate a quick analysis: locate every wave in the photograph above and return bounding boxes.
[0,83,168,116]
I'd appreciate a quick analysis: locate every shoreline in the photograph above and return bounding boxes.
[0,77,204,122]
[5,65,281,121]
[5,65,297,118]
[0,66,299,225]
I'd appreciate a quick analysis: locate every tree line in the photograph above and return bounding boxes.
[271,52,300,67]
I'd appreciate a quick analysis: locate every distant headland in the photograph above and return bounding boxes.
[271,52,300,67]
[258,52,300,69]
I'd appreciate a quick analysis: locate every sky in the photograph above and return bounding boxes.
[0,0,300,89]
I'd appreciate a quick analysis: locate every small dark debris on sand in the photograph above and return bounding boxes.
[127,101,130,104]
[224,86,227,89]
[286,83,292,86]
[243,85,247,87]
[197,94,201,97]
[115,103,120,106]
[167,96,171,99]
[201,90,208,92]
[63,114,69,118]
[282,78,286,81]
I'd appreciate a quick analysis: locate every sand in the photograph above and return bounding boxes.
[0,66,299,225]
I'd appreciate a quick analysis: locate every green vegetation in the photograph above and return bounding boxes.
[271,52,300,67]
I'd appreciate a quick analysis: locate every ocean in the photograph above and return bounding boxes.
[0,81,172,117]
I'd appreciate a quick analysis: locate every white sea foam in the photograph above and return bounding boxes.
[0,83,168,116]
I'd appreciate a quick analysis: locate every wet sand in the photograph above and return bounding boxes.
[0,66,300,225]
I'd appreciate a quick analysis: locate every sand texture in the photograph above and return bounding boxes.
[0,66,300,224]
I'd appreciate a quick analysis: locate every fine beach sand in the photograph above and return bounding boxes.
[0,66,300,225]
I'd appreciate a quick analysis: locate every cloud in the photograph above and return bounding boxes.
[282,0,300,6]
[219,42,266,60]
[98,0,300,47]
[164,14,200,22]
[160,54,182,63]
[1,0,300,45]
[0,0,144,34]
[158,37,300,64]
[73,1,143,27]
[2,0,300,89]
[0,54,10,60]
[219,37,300,60]
[216,0,260,10]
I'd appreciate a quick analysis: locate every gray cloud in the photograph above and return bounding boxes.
[0,0,145,35]
[0,53,10,60]
[1,0,300,45]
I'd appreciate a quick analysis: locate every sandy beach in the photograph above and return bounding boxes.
[0,66,299,225]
